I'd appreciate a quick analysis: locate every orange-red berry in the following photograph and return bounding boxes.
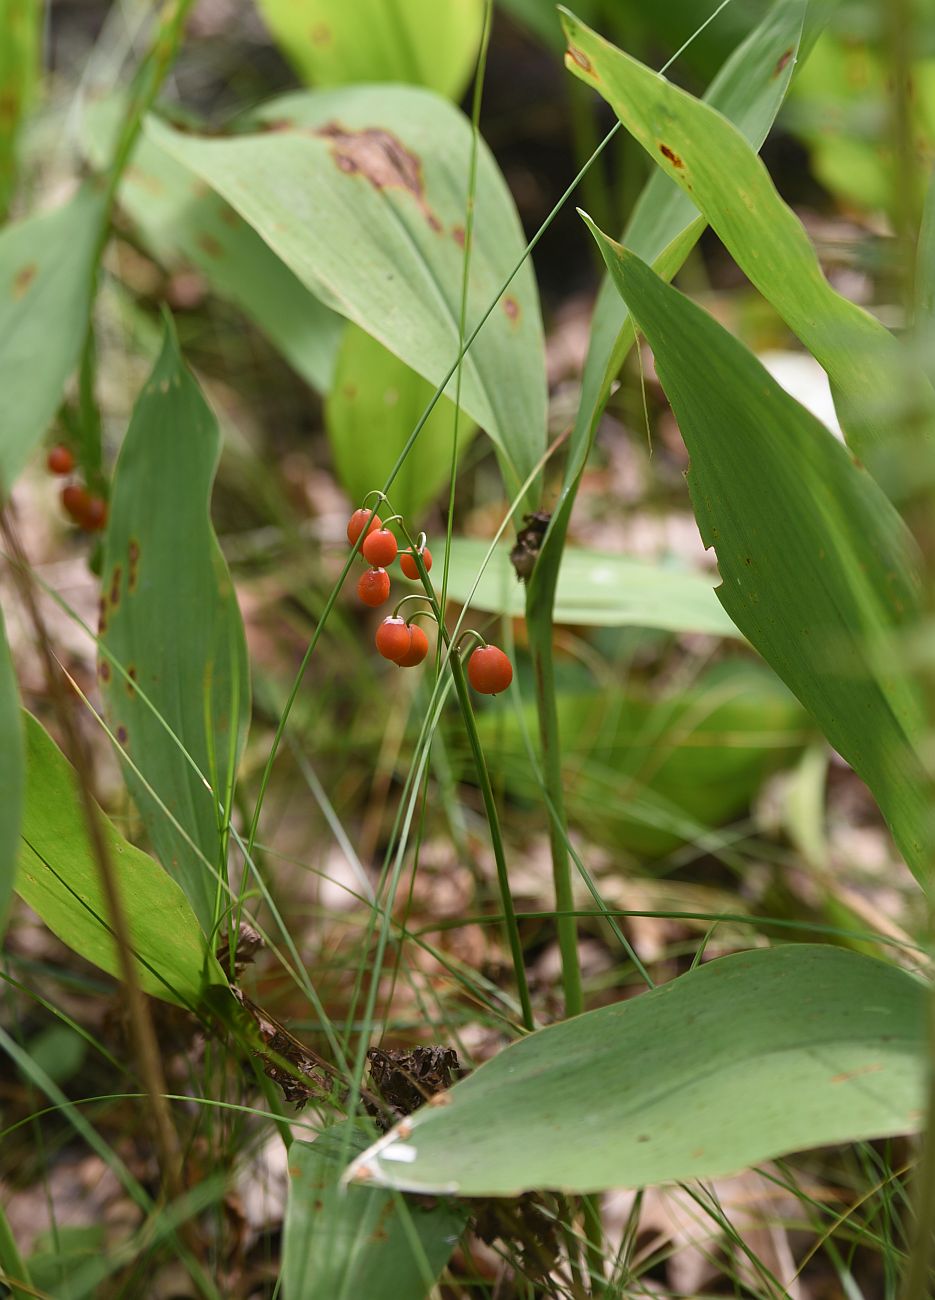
[467,644,512,694]
[347,508,380,546]
[357,567,391,607]
[61,483,92,524]
[81,496,108,532]
[47,444,75,475]
[397,623,429,667]
[400,547,432,580]
[375,617,412,662]
[361,527,398,567]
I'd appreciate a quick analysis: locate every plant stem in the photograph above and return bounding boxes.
[526,591,583,1019]
[449,646,534,1031]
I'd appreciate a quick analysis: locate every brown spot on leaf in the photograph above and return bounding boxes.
[12,263,37,299]
[127,666,137,698]
[831,1063,883,1084]
[314,121,442,231]
[310,22,330,44]
[98,660,111,683]
[128,538,140,592]
[659,144,684,169]
[0,90,17,127]
[502,295,521,324]
[116,724,128,746]
[98,596,108,635]
[219,206,239,228]
[773,47,794,77]
[452,225,466,247]
[109,565,122,608]
[125,166,165,196]
[197,233,223,258]
[566,45,594,75]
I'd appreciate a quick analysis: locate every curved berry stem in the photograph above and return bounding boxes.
[454,628,488,656]
[392,593,435,620]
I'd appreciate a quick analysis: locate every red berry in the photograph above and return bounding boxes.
[397,623,429,667]
[357,567,391,607]
[467,645,512,694]
[361,527,398,567]
[347,508,380,546]
[61,484,92,524]
[375,617,412,662]
[400,547,432,580]
[81,496,108,532]
[47,444,75,475]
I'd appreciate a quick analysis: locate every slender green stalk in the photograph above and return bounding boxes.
[526,593,583,1018]
[449,647,534,1030]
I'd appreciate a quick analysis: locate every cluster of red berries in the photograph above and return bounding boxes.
[346,501,513,694]
[47,444,108,532]
[346,507,433,608]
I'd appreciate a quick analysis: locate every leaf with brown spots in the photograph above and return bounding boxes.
[348,946,927,1196]
[0,185,105,494]
[99,322,251,935]
[560,5,935,480]
[150,82,547,510]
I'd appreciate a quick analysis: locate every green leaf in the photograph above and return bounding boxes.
[326,324,477,521]
[528,0,828,679]
[586,227,931,884]
[570,0,818,485]
[0,0,42,218]
[149,85,547,507]
[256,0,485,101]
[349,945,927,1195]
[16,713,223,1005]
[560,7,935,478]
[81,99,344,394]
[284,1124,466,1300]
[0,186,104,496]
[99,322,250,935]
[0,603,21,939]
[443,537,741,635]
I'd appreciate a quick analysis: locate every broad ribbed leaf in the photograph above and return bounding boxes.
[99,324,250,934]
[442,537,740,636]
[0,604,21,938]
[587,227,931,883]
[561,7,935,481]
[349,946,926,1195]
[326,324,476,522]
[150,85,546,507]
[256,0,484,100]
[284,1124,466,1300]
[0,186,104,495]
[82,100,344,394]
[16,714,223,1005]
